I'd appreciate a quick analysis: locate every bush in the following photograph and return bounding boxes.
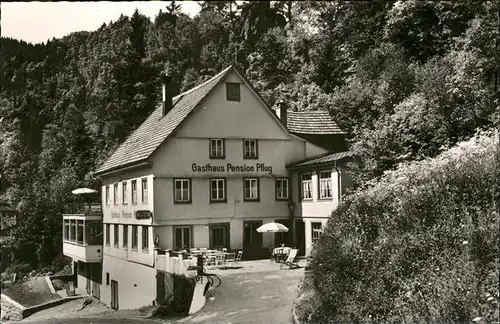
[301,130,499,323]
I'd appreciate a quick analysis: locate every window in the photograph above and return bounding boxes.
[312,222,323,244]
[275,178,289,200]
[243,139,258,159]
[132,225,138,249]
[243,178,259,201]
[210,178,226,202]
[174,178,191,203]
[63,219,70,240]
[319,171,333,199]
[210,224,229,249]
[301,173,313,200]
[226,83,240,101]
[113,224,119,247]
[123,225,128,248]
[209,138,225,159]
[122,182,128,204]
[131,180,137,204]
[141,179,148,203]
[86,220,102,245]
[174,226,191,250]
[70,220,76,242]
[105,186,110,205]
[77,220,84,245]
[105,224,110,246]
[106,272,110,286]
[142,226,149,251]
[113,184,118,205]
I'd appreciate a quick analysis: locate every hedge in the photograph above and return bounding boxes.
[301,130,499,323]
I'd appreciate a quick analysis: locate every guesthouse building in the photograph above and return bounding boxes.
[63,65,353,310]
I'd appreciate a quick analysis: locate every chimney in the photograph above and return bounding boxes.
[276,100,287,127]
[162,73,173,116]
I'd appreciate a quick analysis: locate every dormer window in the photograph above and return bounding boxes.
[226,83,240,101]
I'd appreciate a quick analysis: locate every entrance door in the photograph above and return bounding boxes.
[243,221,263,260]
[274,219,292,247]
[295,220,306,256]
[73,261,78,288]
[91,264,101,299]
[209,223,230,250]
[110,280,119,310]
[86,269,91,294]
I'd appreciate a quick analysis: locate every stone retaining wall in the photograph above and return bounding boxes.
[1,293,25,322]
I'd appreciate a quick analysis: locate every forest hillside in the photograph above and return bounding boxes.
[0,1,498,270]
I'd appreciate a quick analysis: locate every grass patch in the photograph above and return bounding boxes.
[3,277,61,307]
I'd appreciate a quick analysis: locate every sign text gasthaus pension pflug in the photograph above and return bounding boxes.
[192,163,273,173]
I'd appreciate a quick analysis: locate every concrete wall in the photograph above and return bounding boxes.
[153,176,292,221]
[103,224,154,267]
[153,218,276,251]
[63,243,102,263]
[101,255,156,310]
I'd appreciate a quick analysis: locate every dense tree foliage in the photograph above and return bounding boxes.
[300,130,499,323]
[0,1,498,267]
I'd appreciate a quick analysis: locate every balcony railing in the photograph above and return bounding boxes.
[63,202,102,216]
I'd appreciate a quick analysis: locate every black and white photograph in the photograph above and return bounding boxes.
[0,1,498,323]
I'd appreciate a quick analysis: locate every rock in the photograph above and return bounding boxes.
[29,270,36,276]
[46,271,54,276]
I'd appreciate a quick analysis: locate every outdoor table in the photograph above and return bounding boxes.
[273,247,291,255]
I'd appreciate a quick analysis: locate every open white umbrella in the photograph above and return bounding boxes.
[71,188,98,195]
[256,222,289,233]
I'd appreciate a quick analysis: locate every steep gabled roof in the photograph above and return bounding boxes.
[286,110,344,135]
[95,67,232,175]
[94,66,290,176]
[287,151,353,169]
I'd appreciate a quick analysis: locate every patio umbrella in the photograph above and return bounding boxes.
[71,188,98,195]
[256,222,289,233]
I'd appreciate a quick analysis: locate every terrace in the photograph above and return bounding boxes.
[62,203,103,263]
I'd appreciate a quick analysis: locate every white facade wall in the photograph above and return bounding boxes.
[101,255,156,310]
[93,69,349,309]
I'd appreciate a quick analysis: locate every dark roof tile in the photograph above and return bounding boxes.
[287,151,353,168]
[286,110,344,135]
[95,66,232,175]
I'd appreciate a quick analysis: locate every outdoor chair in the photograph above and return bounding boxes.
[224,252,236,268]
[200,248,208,255]
[234,250,243,266]
[215,253,225,267]
[204,254,216,269]
[222,248,227,253]
[279,249,300,270]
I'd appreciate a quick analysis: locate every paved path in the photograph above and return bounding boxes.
[178,265,304,324]
[17,260,304,324]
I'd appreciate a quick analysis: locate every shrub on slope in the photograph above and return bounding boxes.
[304,130,499,323]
